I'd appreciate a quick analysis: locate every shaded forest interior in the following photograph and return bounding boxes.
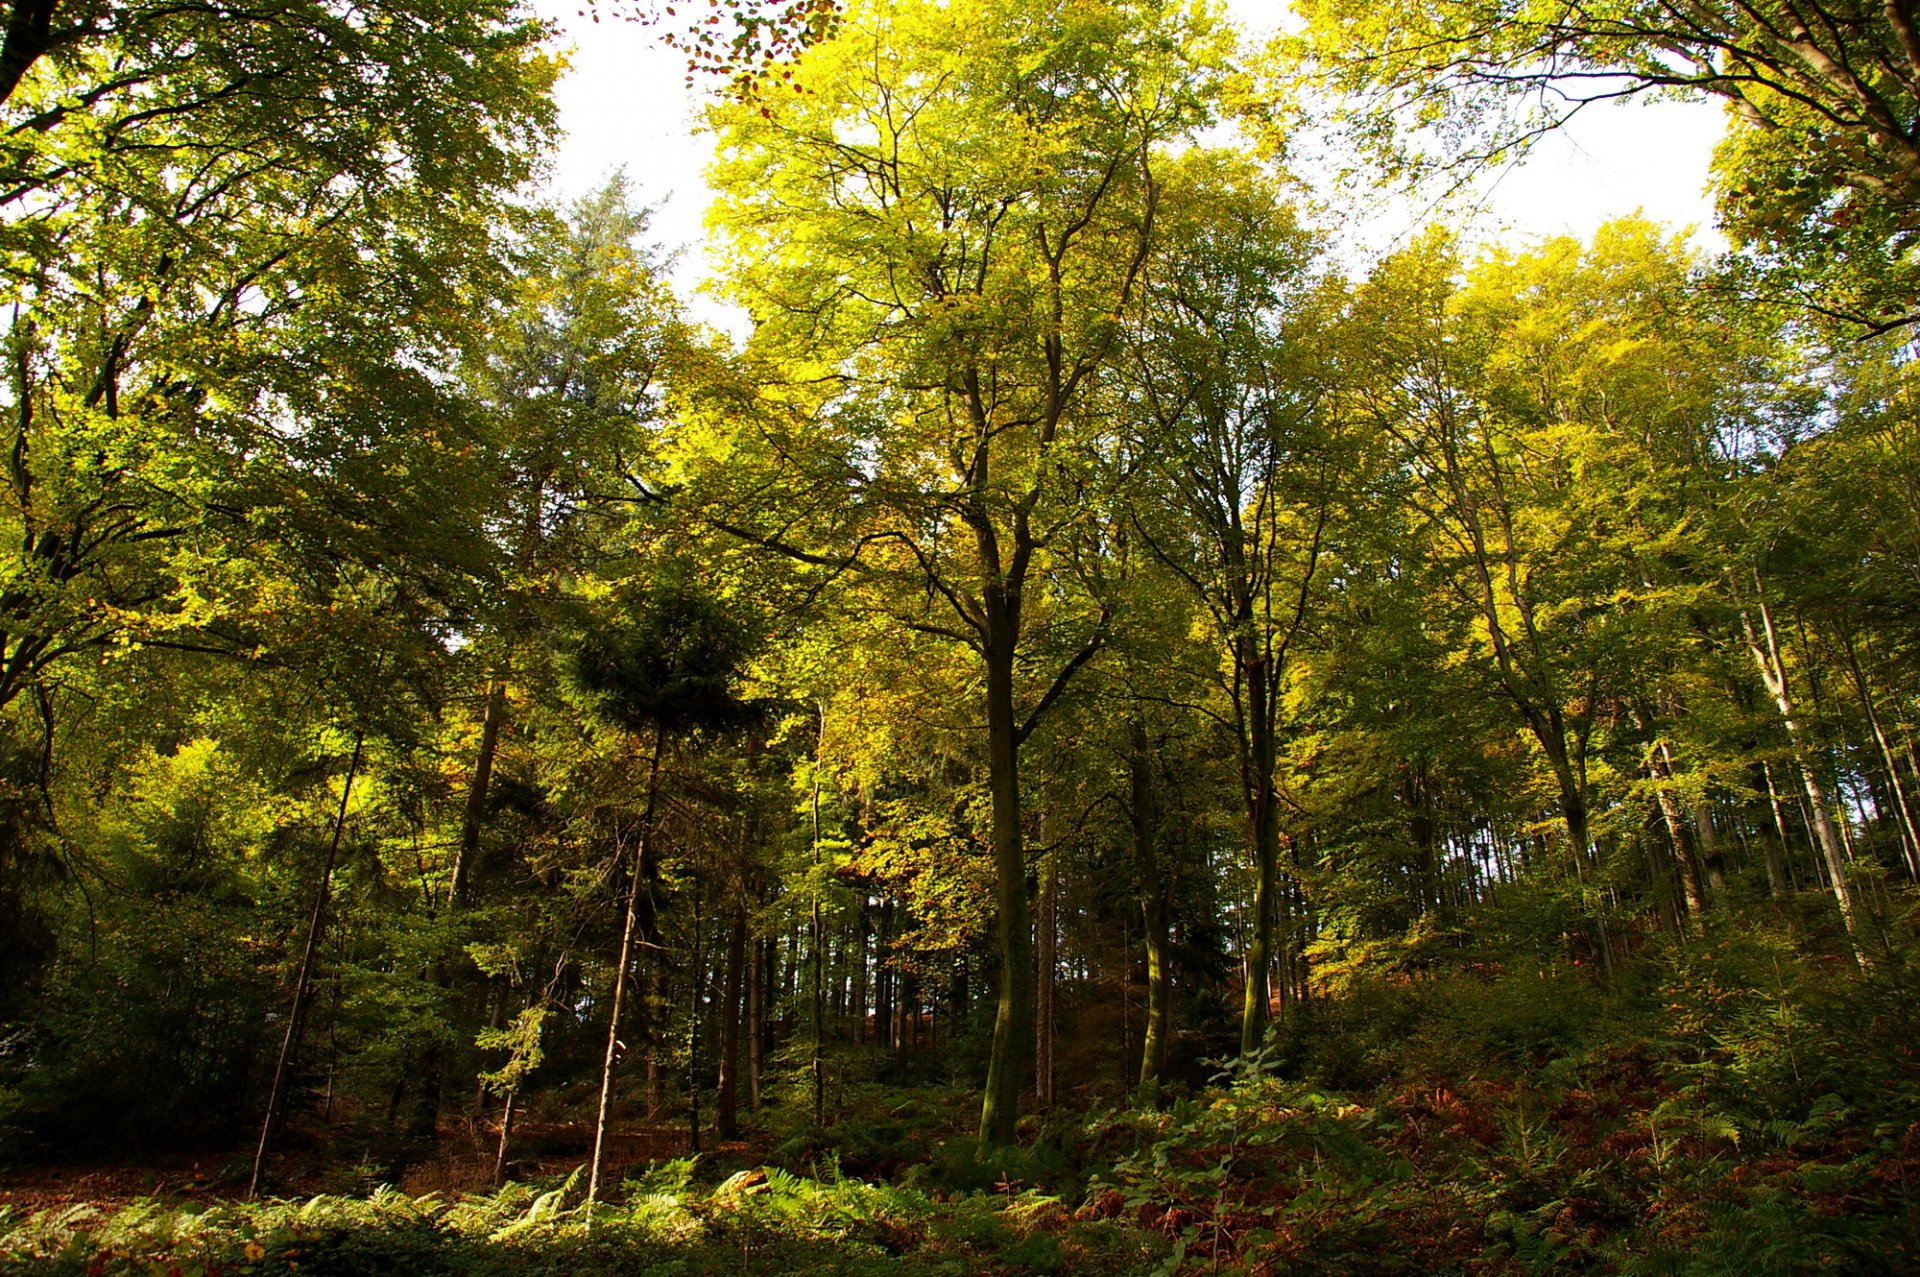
[1,0,1919,1271]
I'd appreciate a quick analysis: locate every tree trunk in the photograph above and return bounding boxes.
[716,904,746,1141]
[1759,759,1795,895]
[1129,723,1169,1096]
[688,890,704,1155]
[948,954,968,1046]
[853,898,869,1044]
[587,728,666,1208]
[875,897,892,1048]
[1547,755,1615,978]
[645,967,667,1117]
[249,733,363,1199]
[1692,794,1727,898]
[407,678,513,1156]
[1743,603,1860,944]
[1119,909,1133,1092]
[450,678,508,909]
[1239,647,1280,1055]
[748,934,766,1113]
[811,708,827,1128]
[1035,849,1056,1110]
[1405,761,1441,919]
[1648,746,1708,919]
[1640,831,1684,935]
[1839,627,1920,881]
[978,624,1033,1149]
[898,974,915,1066]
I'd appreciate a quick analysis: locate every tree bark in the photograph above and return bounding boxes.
[1647,743,1709,919]
[748,934,766,1112]
[1838,626,1920,881]
[645,966,667,1117]
[0,0,60,111]
[1692,794,1726,898]
[978,620,1034,1148]
[249,732,364,1199]
[811,707,827,1128]
[406,676,512,1154]
[1759,758,1796,895]
[492,1089,516,1186]
[948,954,968,1047]
[1035,848,1056,1110]
[587,727,667,1208]
[875,896,892,1048]
[1239,643,1281,1055]
[1743,602,1860,945]
[449,677,508,909]
[716,904,746,1141]
[1129,722,1170,1096]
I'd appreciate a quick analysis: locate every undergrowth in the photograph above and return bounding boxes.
[0,1164,1153,1277]
[6,922,1918,1276]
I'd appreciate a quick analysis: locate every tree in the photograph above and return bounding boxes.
[0,0,557,995]
[704,0,1232,1145]
[1280,0,1920,329]
[1120,149,1349,1053]
[1337,221,1794,962]
[571,562,758,1204]
[454,178,699,906]
[0,0,554,703]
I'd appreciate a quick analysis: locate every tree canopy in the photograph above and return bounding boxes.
[1,1,1918,1272]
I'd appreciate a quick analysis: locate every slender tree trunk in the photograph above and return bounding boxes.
[833,915,848,1033]
[1760,759,1796,894]
[1753,799,1790,901]
[897,974,914,1066]
[249,732,364,1199]
[1692,794,1726,897]
[948,956,967,1048]
[1129,723,1169,1096]
[1405,762,1441,920]
[688,890,704,1155]
[1647,745,1708,919]
[1240,648,1280,1055]
[645,967,667,1117]
[1119,909,1133,1093]
[716,904,746,1141]
[811,708,827,1128]
[1743,602,1860,945]
[1839,628,1920,881]
[408,677,514,1154]
[493,1091,515,1185]
[450,678,508,908]
[1547,757,1615,978]
[1640,832,1683,935]
[748,934,765,1113]
[587,727,667,1208]
[875,897,892,1048]
[1035,848,1056,1110]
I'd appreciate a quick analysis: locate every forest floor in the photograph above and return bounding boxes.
[6,935,1920,1275]
[0,1121,715,1213]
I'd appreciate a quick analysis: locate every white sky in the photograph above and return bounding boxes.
[533,0,1730,329]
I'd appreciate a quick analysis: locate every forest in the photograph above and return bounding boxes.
[1,0,1918,1272]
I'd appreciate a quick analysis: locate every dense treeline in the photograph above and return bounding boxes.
[0,0,1917,1267]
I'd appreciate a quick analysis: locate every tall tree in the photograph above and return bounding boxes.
[570,563,758,1204]
[0,0,556,995]
[1121,150,1346,1053]
[703,0,1232,1145]
[1338,222,1794,958]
